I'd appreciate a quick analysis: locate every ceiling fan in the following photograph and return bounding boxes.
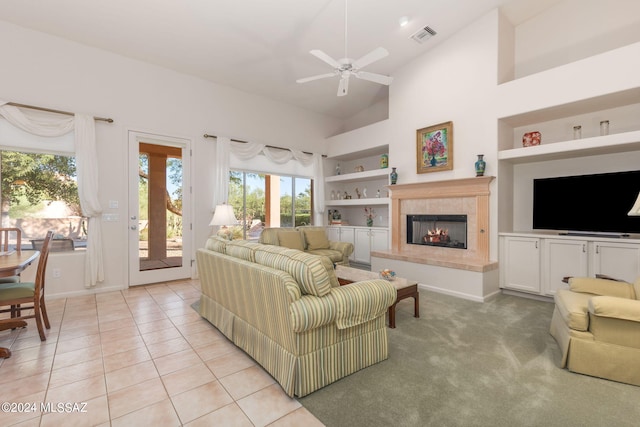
[296,0,393,97]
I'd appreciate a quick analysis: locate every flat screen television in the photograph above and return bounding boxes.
[533,170,640,236]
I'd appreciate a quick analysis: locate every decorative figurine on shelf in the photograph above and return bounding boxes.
[330,190,336,200]
[355,188,362,199]
[380,153,389,169]
[376,189,380,198]
[390,167,398,185]
[335,163,341,175]
[475,154,486,177]
[363,187,367,198]
[365,207,375,227]
[344,191,349,199]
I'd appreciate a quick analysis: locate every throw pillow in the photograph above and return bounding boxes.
[303,229,330,250]
[278,231,305,251]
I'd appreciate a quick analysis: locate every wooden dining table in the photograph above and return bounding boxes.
[0,250,40,359]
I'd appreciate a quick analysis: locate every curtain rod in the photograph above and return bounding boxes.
[203,133,326,157]
[6,102,114,123]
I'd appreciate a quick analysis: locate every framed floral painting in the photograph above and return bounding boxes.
[416,121,453,173]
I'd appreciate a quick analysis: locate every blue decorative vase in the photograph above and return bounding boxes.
[390,167,398,185]
[475,154,486,177]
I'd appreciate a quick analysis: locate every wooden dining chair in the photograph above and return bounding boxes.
[0,228,22,284]
[0,230,53,341]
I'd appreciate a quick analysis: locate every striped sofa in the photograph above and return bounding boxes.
[196,237,396,397]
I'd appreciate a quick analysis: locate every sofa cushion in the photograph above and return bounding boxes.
[303,229,330,250]
[554,289,593,331]
[278,230,305,251]
[307,249,342,263]
[569,277,636,299]
[225,240,260,262]
[634,277,640,301]
[254,247,332,297]
[205,236,228,253]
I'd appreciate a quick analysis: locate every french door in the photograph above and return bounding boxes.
[128,131,192,286]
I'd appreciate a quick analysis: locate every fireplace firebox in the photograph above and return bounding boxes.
[406,214,467,249]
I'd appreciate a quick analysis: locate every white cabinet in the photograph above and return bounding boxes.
[542,239,588,296]
[501,236,541,294]
[354,228,389,265]
[327,226,356,261]
[500,233,640,297]
[589,241,640,283]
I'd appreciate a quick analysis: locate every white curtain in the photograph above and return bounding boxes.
[0,101,104,288]
[214,136,230,207]
[214,136,325,213]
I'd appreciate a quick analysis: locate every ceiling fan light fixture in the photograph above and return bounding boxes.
[296,0,392,96]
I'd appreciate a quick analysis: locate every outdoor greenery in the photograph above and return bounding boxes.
[0,150,81,218]
[138,154,183,240]
[228,171,312,236]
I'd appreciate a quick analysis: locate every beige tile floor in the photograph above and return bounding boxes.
[0,279,325,426]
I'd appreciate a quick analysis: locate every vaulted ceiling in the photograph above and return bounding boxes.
[0,0,562,119]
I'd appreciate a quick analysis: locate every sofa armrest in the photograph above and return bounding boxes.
[329,241,354,259]
[288,279,396,332]
[328,280,396,329]
[289,295,337,333]
[589,296,640,323]
[569,277,636,299]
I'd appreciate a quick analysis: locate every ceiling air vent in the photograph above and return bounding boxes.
[410,25,437,44]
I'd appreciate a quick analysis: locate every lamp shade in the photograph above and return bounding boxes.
[628,193,640,216]
[210,204,238,226]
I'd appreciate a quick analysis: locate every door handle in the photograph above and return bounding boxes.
[131,215,137,220]
[130,226,137,230]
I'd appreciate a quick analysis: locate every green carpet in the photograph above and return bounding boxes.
[298,291,640,427]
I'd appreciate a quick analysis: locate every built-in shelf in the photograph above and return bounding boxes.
[325,197,390,206]
[498,130,640,164]
[325,168,389,183]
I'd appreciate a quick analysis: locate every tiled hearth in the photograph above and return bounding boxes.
[371,177,499,301]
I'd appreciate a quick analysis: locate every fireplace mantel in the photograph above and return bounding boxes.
[387,176,495,264]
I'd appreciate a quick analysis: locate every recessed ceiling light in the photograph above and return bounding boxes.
[399,16,409,27]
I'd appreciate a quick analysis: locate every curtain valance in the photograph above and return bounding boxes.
[214,136,325,214]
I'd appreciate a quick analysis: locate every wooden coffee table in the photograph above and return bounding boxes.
[335,265,419,328]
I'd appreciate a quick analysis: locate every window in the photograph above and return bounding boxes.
[228,170,312,240]
[0,150,85,250]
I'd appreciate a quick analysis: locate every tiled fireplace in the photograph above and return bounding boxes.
[371,176,499,302]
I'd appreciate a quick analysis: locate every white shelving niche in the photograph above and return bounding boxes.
[324,144,391,229]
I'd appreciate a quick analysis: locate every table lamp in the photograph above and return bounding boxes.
[210,204,238,239]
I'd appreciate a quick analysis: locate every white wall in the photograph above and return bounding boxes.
[515,0,640,78]
[387,10,501,260]
[0,21,341,297]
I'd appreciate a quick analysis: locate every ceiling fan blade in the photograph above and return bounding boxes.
[337,77,349,96]
[310,49,341,69]
[352,47,389,70]
[296,72,337,84]
[354,71,393,85]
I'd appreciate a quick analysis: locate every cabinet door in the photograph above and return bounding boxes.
[354,228,372,264]
[326,227,340,242]
[502,236,541,293]
[590,241,640,283]
[339,227,356,261]
[370,229,389,252]
[542,239,588,296]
